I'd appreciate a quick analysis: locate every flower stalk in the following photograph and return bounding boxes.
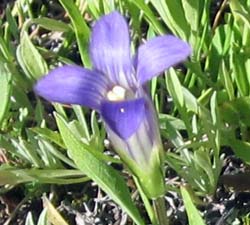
[153,197,169,225]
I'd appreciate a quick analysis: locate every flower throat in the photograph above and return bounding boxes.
[107,85,133,101]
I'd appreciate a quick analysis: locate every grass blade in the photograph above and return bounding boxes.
[58,0,91,67]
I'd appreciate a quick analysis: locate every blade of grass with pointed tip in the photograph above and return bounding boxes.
[31,127,65,149]
[58,0,91,67]
[37,208,49,225]
[18,31,48,80]
[0,62,12,127]
[0,168,89,186]
[181,0,200,32]
[25,212,35,225]
[150,0,190,40]
[30,18,71,32]
[181,186,206,225]
[166,69,184,108]
[43,196,69,225]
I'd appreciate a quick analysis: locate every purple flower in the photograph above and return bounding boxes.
[35,12,191,197]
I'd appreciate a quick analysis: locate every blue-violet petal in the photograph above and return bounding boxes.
[135,35,191,84]
[90,11,134,88]
[34,65,108,110]
[100,98,145,139]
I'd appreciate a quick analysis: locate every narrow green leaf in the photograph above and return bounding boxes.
[58,0,91,67]
[159,114,186,131]
[224,139,250,164]
[160,118,185,148]
[86,0,101,18]
[194,150,215,188]
[181,186,206,225]
[127,0,165,35]
[125,1,143,39]
[206,25,232,80]
[6,6,19,40]
[34,99,45,124]
[150,0,190,40]
[182,87,198,113]
[102,0,116,13]
[210,92,221,157]
[10,138,43,168]
[31,17,71,32]
[166,68,184,108]
[219,97,250,126]
[43,196,69,225]
[134,176,157,225]
[91,111,100,139]
[31,127,65,149]
[0,62,12,127]
[234,10,250,29]
[219,60,234,100]
[12,85,33,110]
[0,170,30,186]
[55,113,144,225]
[18,31,48,80]
[210,92,219,125]
[181,0,200,32]
[38,139,62,168]
[37,139,75,168]
[25,212,35,225]
[230,0,248,24]
[73,105,90,140]
[232,53,249,96]
[37,208,49,225]
[0,36,13,62]
[0,168,89,185]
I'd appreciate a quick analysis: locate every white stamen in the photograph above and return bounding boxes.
[107,85,127,101]
[113,86,126,98]
[107,91,120,101]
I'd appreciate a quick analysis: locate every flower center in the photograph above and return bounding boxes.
[107,85,126,101]
[107,85,134,101]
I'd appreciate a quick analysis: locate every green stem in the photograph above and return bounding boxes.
[153,197,169,225]
[133,176,158,225]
